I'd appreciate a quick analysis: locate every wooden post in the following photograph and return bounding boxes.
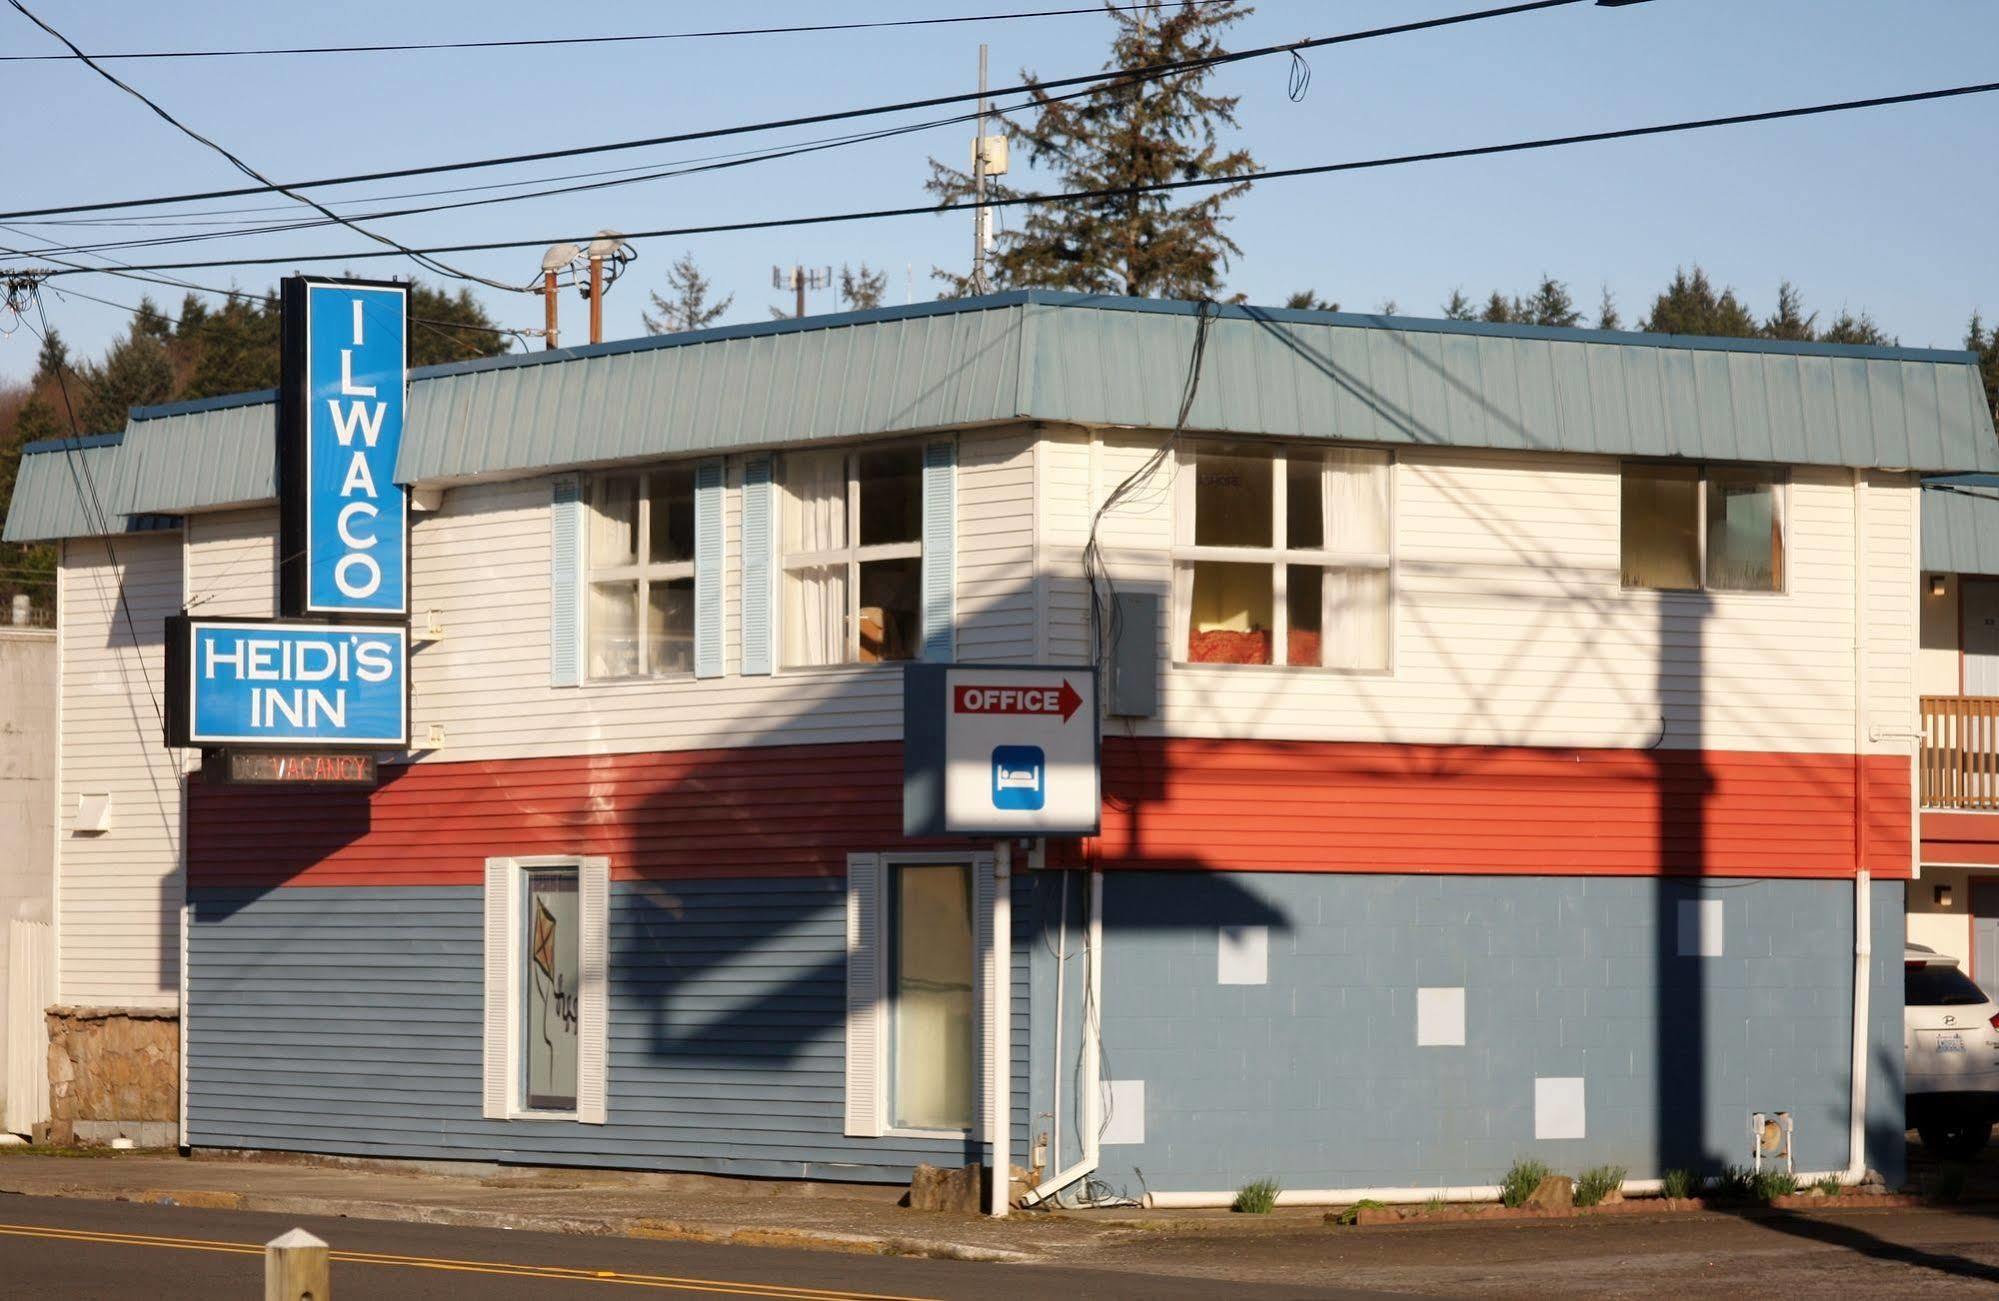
[265,1227,329,1301]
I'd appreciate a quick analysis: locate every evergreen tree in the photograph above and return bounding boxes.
[1818,309,1889,346]
[643,252,735,334]
[926,0,1257,298]
[409,283,515,366]
[34,329,68,382]
[1638,266,1758,337]
[1969,313,1999,418]
[839,263,889,312]
[1761,281,1816,341]
[1481,291,1514,324]
[1284,290,1337,312]
[1595,286,1621,331]
[1442,288,1478,321]
[78,322,173,434]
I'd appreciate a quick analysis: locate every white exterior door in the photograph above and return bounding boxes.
[1964,581,1999,696]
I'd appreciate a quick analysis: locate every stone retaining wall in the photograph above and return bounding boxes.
[44,1006,177,1148]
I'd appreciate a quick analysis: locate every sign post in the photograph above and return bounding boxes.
[902,665,1100,838]
[903,664,1098,1217]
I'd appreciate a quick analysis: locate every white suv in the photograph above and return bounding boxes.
[1905,944,1999,1159]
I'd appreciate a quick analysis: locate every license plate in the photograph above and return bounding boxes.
[1935,1035,1967,1054]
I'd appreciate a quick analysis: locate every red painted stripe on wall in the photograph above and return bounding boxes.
[1919,811,1999,866]
[1084,739,1911,879]
[187,738,1913,888]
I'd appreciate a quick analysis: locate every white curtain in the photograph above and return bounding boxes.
[781,450,848,667]
[1322,449,1390,669]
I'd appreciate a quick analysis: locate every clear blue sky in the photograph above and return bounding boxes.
[3,0,1996,385]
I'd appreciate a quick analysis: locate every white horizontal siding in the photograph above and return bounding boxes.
[407,476,903,763]
[57,532,182,1008]
[184,508,277,618]
[1864,472,1918,756]
[1071,436,1904,755]
[957,428,1036,664]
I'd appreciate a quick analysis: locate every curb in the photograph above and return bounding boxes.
[0,1181,1037,1265]
[1345,1192,1939,1227]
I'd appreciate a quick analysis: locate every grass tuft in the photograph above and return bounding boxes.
[1330,1197,1385,1226]
[1812,1175,1842,1197]
[1750,1170,1797,1202]
[1231,1177,1281,1214]
[1574,1164,1627,1208]
[1660,1168,1698,1200]
[1499,1157,1552,1209]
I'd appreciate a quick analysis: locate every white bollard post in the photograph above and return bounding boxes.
[265,1227,329,1301]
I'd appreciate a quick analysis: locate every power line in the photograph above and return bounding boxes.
[5,0,532,294]
[0,2,1237,62]
[15,95,1043,261]
[36,76,1999,280]
[0,0,1598,221]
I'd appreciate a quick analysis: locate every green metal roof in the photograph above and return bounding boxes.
[10,290,1997,540]
[4,435,134,543]
[1922,485,1999,575]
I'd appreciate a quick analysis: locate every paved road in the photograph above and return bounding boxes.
[0,1193,1362,1300]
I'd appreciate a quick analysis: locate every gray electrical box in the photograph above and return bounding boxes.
[1108,590,1159,718]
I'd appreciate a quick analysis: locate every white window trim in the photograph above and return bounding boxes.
[1618,461,1790,597]
[846,850,993,1141]
[1171,440,1397,672]
[482,854,609,1124]
[777,447,924,671]
[584,468,698,681]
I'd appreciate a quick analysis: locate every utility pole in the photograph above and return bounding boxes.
[968,45,1007,295]
[971,43,989,295]
[772,264,831,318]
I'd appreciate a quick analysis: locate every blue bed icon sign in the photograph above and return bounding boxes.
[991,746,1046,811]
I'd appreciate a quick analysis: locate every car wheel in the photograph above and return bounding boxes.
[1918,1121,1993,1160]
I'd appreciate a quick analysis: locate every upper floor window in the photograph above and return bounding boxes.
[1174,441,1392,670]
[587,467,695,679]
[780,446,923,668]
[1620,463,1785,593]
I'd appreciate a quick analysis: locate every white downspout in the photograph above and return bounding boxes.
[988,841,1012,1217]
[1845,468,1871,1185]
[1022,868,1101,1206]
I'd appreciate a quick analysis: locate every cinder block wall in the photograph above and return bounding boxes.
[1082,872,1904,1195]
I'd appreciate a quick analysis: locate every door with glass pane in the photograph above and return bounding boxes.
[890,863,975,1131]
[523,869,580,1112]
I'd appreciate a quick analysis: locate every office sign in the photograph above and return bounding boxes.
[279,277,409,616]
[166,617,408,749]
[904,664,1099,837]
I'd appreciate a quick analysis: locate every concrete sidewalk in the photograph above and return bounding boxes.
[0,1149,1099,1263]
[6,1148,1999,1294]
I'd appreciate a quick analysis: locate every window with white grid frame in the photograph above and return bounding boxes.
[585,466,696,679]
[779,445,923,668]
[1172,441,1393,670]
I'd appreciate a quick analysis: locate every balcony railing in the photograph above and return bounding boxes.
[1921,695,1999,810]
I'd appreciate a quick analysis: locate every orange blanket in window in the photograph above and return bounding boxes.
[1188,629,1270,664]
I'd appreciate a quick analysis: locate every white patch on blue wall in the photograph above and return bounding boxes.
[1100,1080,1145,1146]
[1534,1076,1586,1140]
[1217,925,1268,986]
[1677,898,1724,958]
[1416,986,1466,1046]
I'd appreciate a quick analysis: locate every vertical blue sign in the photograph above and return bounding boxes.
[305,282,407,614]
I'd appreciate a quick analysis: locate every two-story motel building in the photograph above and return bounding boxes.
[12,290,1996,1199]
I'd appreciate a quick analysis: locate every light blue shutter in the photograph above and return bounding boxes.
[740,456,774,676]
[694,458,724,679]
[549,475,583,687]
[921,438,956,662]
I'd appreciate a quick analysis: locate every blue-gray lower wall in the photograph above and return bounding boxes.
[191,872,1904,1192]
[1076,873,1905,1196]
[188,879,1031,1184]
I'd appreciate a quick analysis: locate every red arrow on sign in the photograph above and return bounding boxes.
[952,679,1084,723]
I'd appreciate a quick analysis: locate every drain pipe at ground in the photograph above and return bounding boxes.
[988,841,1012,1217]
[1843,468,1871,1188]
[1020,870,1102,1207]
